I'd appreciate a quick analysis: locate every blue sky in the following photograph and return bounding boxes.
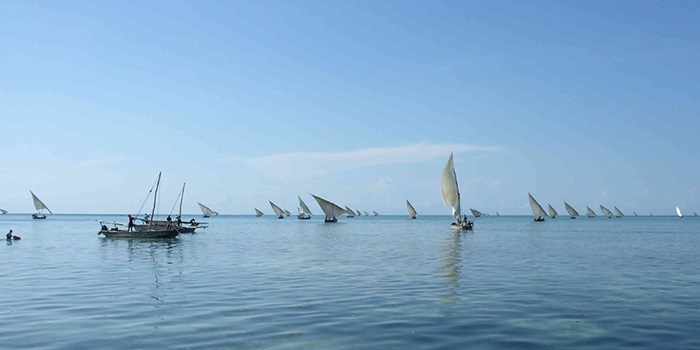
[1,0,698,215]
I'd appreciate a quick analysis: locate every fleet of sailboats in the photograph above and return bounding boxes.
[564,202,579,219]
[440,153,472,230]
[406,200,417,219]
[30,190,52,219]
[528,193,547,222]
[198,202,218,218]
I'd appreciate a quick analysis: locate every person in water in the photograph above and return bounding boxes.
[6,230,13,239]
[127,215,135,232]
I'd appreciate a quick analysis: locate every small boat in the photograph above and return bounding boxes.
[548,204,558,219]
[269,201,285,219]
[564,202,579,219]
[373,210,379,216]
[356,210,362,216]
[586,206,596,218]
[297,196,312,220]
[469,208,482,217]
[0,209,7,214]
[30,191,52,219]
[138,183,203,233]
[99,173,179,239]
[528,193,546,222]
[676,206,683,218]
[406,200,418,219]
[198,202,218,218]
[614,206,624,218]
[600,205,613,218]
[440,153,473,230]
[255,208,264,217]
[310,194,347,222]
[345,206,355,218]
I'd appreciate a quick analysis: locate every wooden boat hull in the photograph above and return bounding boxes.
[451,222,473,230]
[32,214,47,219]
[99,229,179,239]
[297,215,311,220]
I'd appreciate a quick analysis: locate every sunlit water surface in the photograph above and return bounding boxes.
[1,214,699,349]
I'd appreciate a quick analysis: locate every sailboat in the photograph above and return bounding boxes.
[373,210,379,216]
[469,208,482,217]
[528,193,546,222]
[694,212,698,217]
[614,206,624,218]
[406,200,417,219]
[0,209,7,214]
[676,206,683,218]
[297,196,312,220]
[363,211,369,216]
[356,210,362,216]
[140,183,202,233]
[633,211,638,216]
[254,208,264,217]
[310,194,347,222]
[198,202,218,218]
[98,172,180,238]
[600,205,613,218]
[496,211,500,216]
[564,202,579,219]
[548,204,558,218]
[586,206,596,218]
[345,206,355,218]
[30,190,52,219]
[269,201,285,219]
[440,153,473,230]
[283,209,291,217]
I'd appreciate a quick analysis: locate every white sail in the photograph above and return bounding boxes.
[373,210,379,216]
[345,206,355,217]
[255,208,264,217]
[564,202,579,218]
[310,194,347,220]
[586,206,596,218]
[363,211,369,216]
[470,208,482,217]
[548,204,558,218]
[269,201,285,218]
[298,196,313,216]
[30,191,52,214]
[676,206,683,218]
[356,210,361,216]
[614,206,623,218]
[406,200,417,219]
[0,209,6,214]
[197,202,217,217]
[600,205,613,218]
[528,193,547,220]
[440,153,462,222]
[284,209,291,216]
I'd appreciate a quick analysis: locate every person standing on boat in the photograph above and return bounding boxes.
[143,213,150,223]
[166,215,172,229]
[128,215,135,232]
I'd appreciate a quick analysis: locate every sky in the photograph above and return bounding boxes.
[1,0,699,216]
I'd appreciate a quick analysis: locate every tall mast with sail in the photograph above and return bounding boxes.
[548,204,558,218]
[676,206,683,218]
[269,201,285,219]
[586,206,596,218]
[30,190,52,219]
[564,202,579,219]
[441,153,472,230]
[600,205,613,218]
[310,194,347,222]
[297,196,313,219]
[254,208,264,217]
[406,200,417,219]
[528,193,547,221]
[198,202,218,218]
[614,206,623,218]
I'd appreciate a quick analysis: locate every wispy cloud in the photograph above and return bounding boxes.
[221,142,498,182]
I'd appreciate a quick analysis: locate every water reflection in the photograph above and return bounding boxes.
[439,231,464,305]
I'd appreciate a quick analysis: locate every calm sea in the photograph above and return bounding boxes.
[1,214,699,349]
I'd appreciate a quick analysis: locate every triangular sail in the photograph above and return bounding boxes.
[269,201,285,218]
[356,210,361,216]
[284,209,291,216]
[30,191,52,214]
[406,200,417,219]
[373,210,378,216]
[363,211,369,216]
[614,206,623,218]
[564,202,579,218]
[345,206,355,217]
[298,196,313,216]
[470,208,482,217]
[528,193,547,220]
[0,209,7,214]
[548,204,558,218]
[198,202,217,217]
[310,194,347,219]
[440,153,461,222]
[676,206,683,218]
[600,205,613,218]
[586,206,596,217]
[255,208,264,216]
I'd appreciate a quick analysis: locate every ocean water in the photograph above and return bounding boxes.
[1,214,699,349]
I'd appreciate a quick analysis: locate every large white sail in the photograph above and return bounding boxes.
[254,208,264,217]
[586,206,596,217]
[440,153,462,222]
[548,204,558,218]
[298,196,313,216]
[406,200,417,219]
[269,201,285,218]
[310,194,347,220]
[528,193,547,220]
[564,202,579,218]
[614,206,623,218]
[676,206,683,218]
[30,191,52,214]
[470,208,482,217]
[600,205,613,218]
[198,202,217,217]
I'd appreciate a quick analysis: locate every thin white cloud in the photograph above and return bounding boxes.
[223,142,498,182]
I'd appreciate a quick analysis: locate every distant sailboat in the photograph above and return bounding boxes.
[269,201,285,219]
[198,202,218,218]
[284,209,291,217]
[356,210,362,216]
[30,190,52,219]
[548,204,558,219]
[600,205,613,218]
[440,153,473,230]
[614,206,624,218]
[564,202,579,219]
[496,211,500,216]
[373,210,379,216]
[0,209,6,214]
[363,211,369,216]
[297,196,312,220]
[254,208,264,217]
[469,208,482,217]
[633,211,638,216]
[676,206,683,218]
[310,194,347,222]
[406,200,417,219]
[694,212,698,217]
[528,193,546,222]
[345,206,355,218]
[586,206,596,218]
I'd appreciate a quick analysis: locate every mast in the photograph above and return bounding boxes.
[179,183,186,219]
[149,172,162,231]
